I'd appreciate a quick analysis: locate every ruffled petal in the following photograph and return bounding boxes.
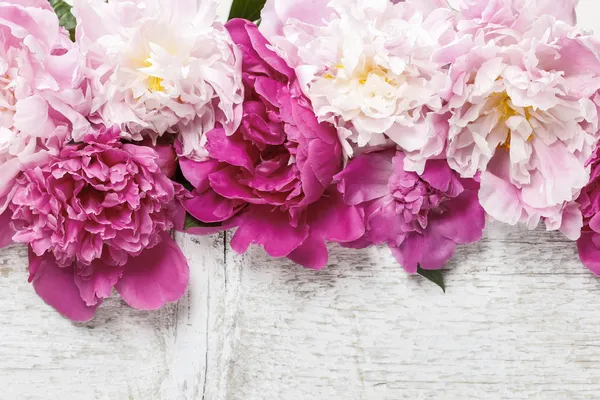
[74,261,124,307]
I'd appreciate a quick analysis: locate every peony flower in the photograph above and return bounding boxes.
[576,145,600,274]
[260,0,455,171]
[5,126,189,321]
[180,20,364,270]
[334,149,485,273]
[439,4,600,239]
[71,0,244,160]
[0,0,91,213]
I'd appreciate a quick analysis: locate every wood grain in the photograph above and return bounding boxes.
[3,1,600,399]
[223,223,600,400]
[0,234,230,400]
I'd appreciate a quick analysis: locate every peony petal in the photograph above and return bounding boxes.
[429,190,486,245]
[392,230,458,274]
[259,0,332,43]
[179,157,223,192]
[115,233,190,310]
[479,170,524,226]
[205,128,257,172]
[29,250,99,321]
[420,159,464,198]
[287,189,365,270]
[334,150,395,205]
[226,18,295,80]
[287,234,329,270]
[559,202,583,241]
[74,261,124,307]
[390,234,423,274]
[309,189,366,243]
[183,189,244,223]
[230,206,309,257]
[0,209,14,249]
[578,232,600,275]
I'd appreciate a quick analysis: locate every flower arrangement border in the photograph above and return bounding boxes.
[0,0,597,321]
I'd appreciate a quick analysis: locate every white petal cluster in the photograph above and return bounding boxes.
[262,0,453,170]
[73,0,244,159]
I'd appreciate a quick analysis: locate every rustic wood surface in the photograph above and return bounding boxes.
[2,1,600,399]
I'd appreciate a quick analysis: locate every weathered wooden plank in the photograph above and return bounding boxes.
[221,223,600,400]
[0,233,231,400]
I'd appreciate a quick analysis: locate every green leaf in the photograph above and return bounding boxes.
[49,0,77,40]
[228,0,267,22]
[417,265,446,293]
[184,213,204,230]
[183,213,223,231]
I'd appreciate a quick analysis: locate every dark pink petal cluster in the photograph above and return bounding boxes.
[577,146,600,274]
[6,127,189,320]
[180,19,364,269]
[335,149,486,273]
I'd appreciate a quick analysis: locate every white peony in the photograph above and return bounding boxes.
[260,0,454,171]
[72,0,244,159]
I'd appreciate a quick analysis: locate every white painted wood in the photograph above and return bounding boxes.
[224,223,600,400]
[0,234,231,400]
[2,1,600,399]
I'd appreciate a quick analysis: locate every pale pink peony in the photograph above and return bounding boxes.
[6,126,189,321]
[260,0,455,172]
[72,0,244,160]
[0,0,91,214]
[438,4,600,239]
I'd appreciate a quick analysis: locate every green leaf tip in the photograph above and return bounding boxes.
[228,0,267,22]
[416,266,446,293]
[49,0,77,40]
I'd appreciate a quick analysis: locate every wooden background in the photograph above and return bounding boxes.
[2,1,600,399]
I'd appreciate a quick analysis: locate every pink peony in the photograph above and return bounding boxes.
[438,2,600,239]
[0,0,91,214]
[180,20,364,269]
[6,126,189,321]
[577,145,600,274]
[334,149,485,273]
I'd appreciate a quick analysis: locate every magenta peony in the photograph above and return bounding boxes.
[180,19,364,269]
[0,0,91,215]
[577,145,600,274]
[334,149,486,273]
[6,126,189,321]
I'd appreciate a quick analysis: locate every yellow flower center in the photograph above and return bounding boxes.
[148,76,164,92]
[323,62,393,86]
[496,93,534,150]
[142,60,164,92]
